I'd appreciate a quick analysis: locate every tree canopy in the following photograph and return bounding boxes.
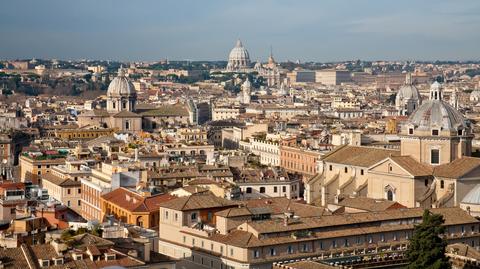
[406,210,451,269]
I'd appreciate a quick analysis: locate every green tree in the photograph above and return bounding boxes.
[406,210,451,269]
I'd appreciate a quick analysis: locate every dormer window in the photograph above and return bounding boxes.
[73,253,83,261]
[39,259,50,267]
[105,253,116,261]
[408,128,413,135]
[54,257,64,265]
[432,129,439,136]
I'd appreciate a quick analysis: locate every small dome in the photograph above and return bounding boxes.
[396,84,420,101]
[107,69,136,97]
[462,184,480,205]
[408,101,466,131]
[408,82,467,132]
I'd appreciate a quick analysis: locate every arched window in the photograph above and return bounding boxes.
[112,101,116,109]
[387,190,394,201]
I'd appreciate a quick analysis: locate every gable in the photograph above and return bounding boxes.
[368,158,414,177]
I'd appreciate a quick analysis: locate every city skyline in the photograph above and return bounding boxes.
[1,0,480,62]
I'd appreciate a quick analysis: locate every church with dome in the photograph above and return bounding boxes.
[78,68,191,132]
[306,80,480,212]
[226,39,251,72]
[78,68,143,132]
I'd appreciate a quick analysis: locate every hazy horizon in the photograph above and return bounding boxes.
[1,0,479,62]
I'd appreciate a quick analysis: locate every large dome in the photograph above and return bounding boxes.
[407,82,467,132]
[107,69,136,97]
[226,39,251,71]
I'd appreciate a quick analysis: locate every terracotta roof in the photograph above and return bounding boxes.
[274,260,336,269]
[242,197,328,218]
[140,105,189,117]
[42,173,81,187]
[323,145,399,167]
[101,188,175,213]
[160,193,238,211]
[112,110,142,118]
[433,157,480,178]
[389,155,433,176]
[336,196,407,212]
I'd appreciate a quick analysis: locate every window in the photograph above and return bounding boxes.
[360,169,364,175]
[432,129,439,136]
[440,180,444,189]
[409,128,413,135]
[381,234,385,242]
[192,238,195,246]
[77,200,81,206]
[230,249,234,256]
[329,165,332,171]
[220,246,224,253]
[270,248,276,256]
[282,186,286,192]
[302,244,308,252]
[10,208,15,214]
[78,188,81,194]
[431,149,440,164]
[458,129,463,136]
[287,245,293,254]
[273,186,278,193]
[344,167,348,173]
[125,121,130,130]
[344,239,349,247]
[259,187,265,193]
[165,211,169,220]
[253,250,260,258]
[246,187,252,194]
[67,189,71,195]
[67,200,71,207]
[319,241,324,250]
[387,190,394,201]
[191,212,197,221]
[425,179,429,187]
[183,236,186,243]
[207,211,213,221]
[174,213,178,221]
[332,240,337,248]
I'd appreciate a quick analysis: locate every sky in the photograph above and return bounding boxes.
[1,0,479,62]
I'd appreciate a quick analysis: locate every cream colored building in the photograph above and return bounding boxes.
[250,138,280,166]
[306,81,480,209]
[158,194,480,269]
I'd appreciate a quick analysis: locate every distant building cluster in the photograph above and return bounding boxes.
[0,40,480,268]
